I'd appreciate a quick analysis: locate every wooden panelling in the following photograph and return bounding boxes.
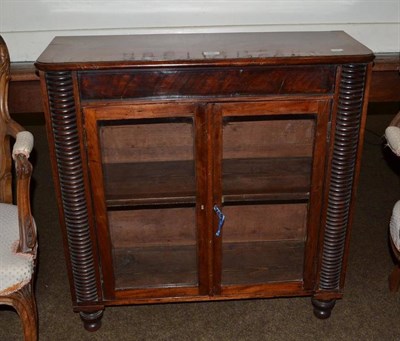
[9,63,42,114]
[370,71,400,102]
[370,53,400,102]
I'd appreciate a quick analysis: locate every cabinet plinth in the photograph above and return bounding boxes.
[36,31,374,330]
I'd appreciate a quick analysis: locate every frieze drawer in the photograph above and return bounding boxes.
[78,66,336,100]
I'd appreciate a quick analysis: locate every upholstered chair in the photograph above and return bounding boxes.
[0,36,38,340]
[385,111,400,292]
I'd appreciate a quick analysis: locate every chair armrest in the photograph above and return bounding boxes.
[12,131,34,160]
[385,126,400,156]
[13,131,36,254]
[385,111,400,156]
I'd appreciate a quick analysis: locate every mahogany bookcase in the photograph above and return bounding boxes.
[36,31,374,331]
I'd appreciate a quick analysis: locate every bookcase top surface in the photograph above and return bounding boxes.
[36,31,374,70]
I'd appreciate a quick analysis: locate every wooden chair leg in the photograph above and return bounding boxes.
[0,282,38,341]
[389,265,400,292]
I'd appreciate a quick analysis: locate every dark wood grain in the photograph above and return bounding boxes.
[369,71,400,102]
[44,71,103,331]
[37,32,374,329]
[314,63,369,317]
[79,66,335,100]
[35,31,373,70]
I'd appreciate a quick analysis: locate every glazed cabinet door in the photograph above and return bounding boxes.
[211,100,331,295]
[83,103,209,299]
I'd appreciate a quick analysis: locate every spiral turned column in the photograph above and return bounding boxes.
[313,64,368,318]
[46,72,103,330]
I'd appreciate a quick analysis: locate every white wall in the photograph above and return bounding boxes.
[1,0,399,61]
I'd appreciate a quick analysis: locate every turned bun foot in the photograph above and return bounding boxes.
[311,298,336,319]
[80,310,104,332]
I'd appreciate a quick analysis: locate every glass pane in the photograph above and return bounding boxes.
[221,203,307,285]
[99,118,196,206]
[221,115,316,285]
[98,117,198,289]
[110,206,197,289]
[222,116,315,202]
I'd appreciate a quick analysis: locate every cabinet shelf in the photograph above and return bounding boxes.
[113,244,198,290]
[223,157,311,203]
[104,157,312,207]
[104,161,196,207]
[222,240,305,285]
[112,240,304,290]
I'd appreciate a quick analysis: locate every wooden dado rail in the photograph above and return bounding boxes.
[8,53,400,115]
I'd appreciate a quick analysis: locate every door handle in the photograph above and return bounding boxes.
[213,205,226,237]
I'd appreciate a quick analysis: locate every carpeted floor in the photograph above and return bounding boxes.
[1,106,400,340]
